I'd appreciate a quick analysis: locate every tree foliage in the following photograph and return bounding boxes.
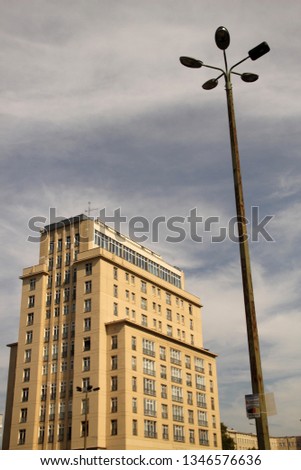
[221,422,236,450]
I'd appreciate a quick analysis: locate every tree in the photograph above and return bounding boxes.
[221,422,236,450]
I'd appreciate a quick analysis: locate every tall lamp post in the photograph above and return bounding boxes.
[179,27,271,450]
[76,385,100,450]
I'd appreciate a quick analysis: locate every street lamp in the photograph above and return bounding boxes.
[76,385,100,450]
[180,27,271,450]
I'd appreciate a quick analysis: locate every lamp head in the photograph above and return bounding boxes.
[241,73,259,83]
[248,42,270,61]
[179,56,203,68]
[202,78,219,90]
[215,26,230,50]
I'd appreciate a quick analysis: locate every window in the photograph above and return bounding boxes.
[132,419,138,436]
[65,253,70,266]
[18,429,26,445]
[198,410,208,427]
[141,314,148,327]
[159,346,166,361]
[144,420,157,438]
[166,293,171,305]
[141,297,147,310]
[167,325,172,337]
[196,375,205,390]
[199,429,209,446]
[172,404,184,422]
[111,419,118,436]
[161,384,167,399]
[143,358,155,376]
[132,397,137,413]
[28,295,35,308]
[144,398,157,417]
[27,312,34,326]
[141,280,147,293]
[188,409,194,424]
[84,299,91,312]
[57,255,62,268]
[65,236,71,249]
[132,376,137,392]
[142,339,155,356]
[23,368,30,382]
[58,424,65,442]
[83,337,91,351]
[160,365,167,379]
[196,392,207,408]
[81,420,89,438]
[132,356,137,370]
[162,424,169,440]
[143,377,156,396]
[53,325,59,341]
[131,336,136,350]
[170,348,181,365]
[83,357,90,371]
[111,397,118,413]
[50,383,57,400]
[111,335,118,349]
[24,349,31,363]
[62,324,69,339]
[190,319,194,330]
[56,272,61,286]
[189,429,195,444]
[113,285,118,297]
[185,355,191,369]
[20,408,27,423]
[166,308,172,320]
[113,267,118,280]
[22,388,29,402]
[161,403,168,419]
[85,263,92,275]
[173,424,184,442]
[113,302,118,316]
[85,281,92,294]
[172,385,183,403]
[111,376,118,391]
[111,355,118,370]
[26,331,33,344]
[186,373,192,386]
[171,366,182,384]
[195,357,204,373]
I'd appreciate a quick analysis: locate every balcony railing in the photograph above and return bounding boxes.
[144,431,157,439]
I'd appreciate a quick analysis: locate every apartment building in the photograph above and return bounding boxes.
[3,214,221,450]
[228,429,301,450]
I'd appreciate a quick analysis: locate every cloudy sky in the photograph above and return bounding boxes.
[1,0,301,440]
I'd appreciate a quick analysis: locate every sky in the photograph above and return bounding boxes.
[0,0,301,440]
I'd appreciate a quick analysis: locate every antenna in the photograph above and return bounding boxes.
[85,202,98,217]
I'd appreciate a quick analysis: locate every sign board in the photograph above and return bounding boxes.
[245,394,261,419]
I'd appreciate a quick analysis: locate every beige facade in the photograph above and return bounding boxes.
[3,214,221,450]
[228,429,301,450]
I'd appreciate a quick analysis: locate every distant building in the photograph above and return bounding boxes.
[3,214,221,450]
[228,429,301,450]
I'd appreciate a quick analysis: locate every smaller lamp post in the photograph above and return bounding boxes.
[76,385,100,450]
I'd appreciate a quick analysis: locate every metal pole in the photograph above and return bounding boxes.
[224,73,270,450]
[84,390,88,450]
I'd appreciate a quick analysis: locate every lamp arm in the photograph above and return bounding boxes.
[230,55,249,73]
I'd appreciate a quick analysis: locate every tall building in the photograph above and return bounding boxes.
[3,214,221,450]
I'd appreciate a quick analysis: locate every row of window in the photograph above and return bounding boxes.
[49,235,80,254]
[17,422,217,446]
[94,230,182,288]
